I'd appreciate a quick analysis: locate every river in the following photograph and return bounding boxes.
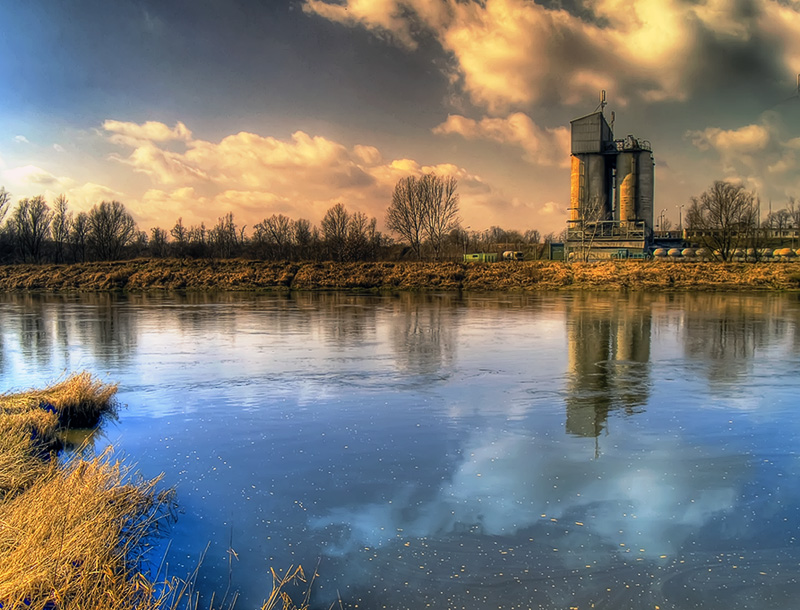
[1,291,799,609]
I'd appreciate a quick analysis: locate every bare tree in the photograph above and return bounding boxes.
[387,174,460,259]
[10,196,52,263]
[51,194,72,264]
[685,181,759,261]
[70,212,89,262]
[387,177,426,259]
[171,217,189,257]
[576,194,608,261]
[766,208,792,244]
[322,203,350,261]
[420,174,459,260]
[87,200,137,261]
[150,227,169,257]
[209,213,239,258]
[345,211,377,261]
[293,218,312,260]
[254,214,293,260]
[188,222,208,257]
[787,197,800,229]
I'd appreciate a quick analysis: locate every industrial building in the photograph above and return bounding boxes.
[566,99,655,261]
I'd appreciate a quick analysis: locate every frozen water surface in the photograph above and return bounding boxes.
[1,291,800,609]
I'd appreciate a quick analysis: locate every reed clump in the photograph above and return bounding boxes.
[0,375,319,610]
[0,372,119,429]
[0,374,177,610]
[0,452,175,610]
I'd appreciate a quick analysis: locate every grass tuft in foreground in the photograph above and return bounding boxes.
[0,372,119,429]
[0,450,176,610]
[0,374,324,610]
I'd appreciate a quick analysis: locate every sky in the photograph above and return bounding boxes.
[1,0,799,237]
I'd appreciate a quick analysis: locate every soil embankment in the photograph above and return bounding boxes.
[0,259,799,292]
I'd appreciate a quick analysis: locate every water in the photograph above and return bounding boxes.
[2,290,800,609]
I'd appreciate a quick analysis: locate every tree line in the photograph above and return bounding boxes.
[0,176,554,265]
[685,181,800,261]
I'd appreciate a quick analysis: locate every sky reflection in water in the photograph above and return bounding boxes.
[1,291,799,609]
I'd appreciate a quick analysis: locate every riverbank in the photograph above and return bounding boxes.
[0,374,174,609]
[1,258,800,292]
[0,375,314,610]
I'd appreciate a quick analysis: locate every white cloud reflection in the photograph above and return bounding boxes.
[310,428,744,560]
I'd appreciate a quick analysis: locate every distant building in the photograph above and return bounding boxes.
[566,102,654,261]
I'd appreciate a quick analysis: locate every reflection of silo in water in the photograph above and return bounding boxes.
[612,311,652,411]
[566,313,613,438]
[566,298,652,438]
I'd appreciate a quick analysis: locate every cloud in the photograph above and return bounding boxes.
[3,165,63,187]
[104,119,516,231]
[434,112,570,167]
[53,144,65,153]
[1,165,121,212]
[103,119,193,144]
[540,201,562,215]
[303,0,799,111]
[13,135,30,144]
[110,142,210,184]
[310,429,744,561]
[687,113,800,195]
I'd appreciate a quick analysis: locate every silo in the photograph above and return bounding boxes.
[569,155,584,222]
[616,152,636,222]
[570,111,614,222]
[586,155,611,219]
[635,150,655,233]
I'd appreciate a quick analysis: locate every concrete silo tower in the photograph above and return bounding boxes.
[569,111,615,224]
[566,98,654,261]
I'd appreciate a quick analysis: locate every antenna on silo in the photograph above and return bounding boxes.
[598,89,607,113]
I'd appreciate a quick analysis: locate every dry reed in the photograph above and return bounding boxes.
[0,374,319,610]
[0,372,119,428]
[0,451,175,610]
[1,258,800,292]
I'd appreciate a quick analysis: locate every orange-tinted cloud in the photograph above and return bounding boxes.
[434,112,570,167]
[303,0,800,111]
[687,114,800,195]
[104,119,546,232]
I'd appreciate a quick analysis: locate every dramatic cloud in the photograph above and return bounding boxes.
[304,0,799,111]
[434,112,570,167]
[104,119,515,230]
[687,112,800,195]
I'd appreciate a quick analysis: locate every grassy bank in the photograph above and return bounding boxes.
[0,375,315,610]
[0,373,176,609]
[1,258,800,292]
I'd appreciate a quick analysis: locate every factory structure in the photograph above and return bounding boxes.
[566,97,655,261]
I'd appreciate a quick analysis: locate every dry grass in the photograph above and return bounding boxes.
[0,375,176,610]
[0,415,54,499]
[0,451,175,610]
[0,375,320,610]
[1,258,799,293]
[0,372,119,429]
